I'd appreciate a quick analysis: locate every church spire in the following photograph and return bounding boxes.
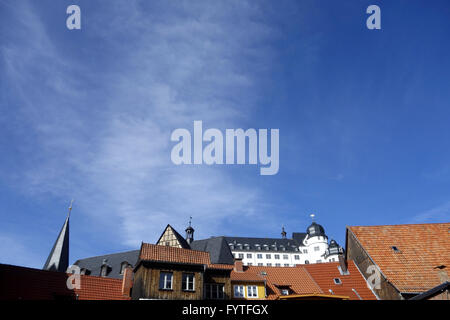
[43,200,72,272]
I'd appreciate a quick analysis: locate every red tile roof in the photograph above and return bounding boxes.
[0,263,129,300]
[242,266,323,300]
[139,243,211,265]
[303,261,377,300]
[349,223,450,293]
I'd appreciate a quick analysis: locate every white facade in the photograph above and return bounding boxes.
[228,223,342,267]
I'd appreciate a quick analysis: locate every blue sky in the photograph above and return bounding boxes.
[0,0,449,268]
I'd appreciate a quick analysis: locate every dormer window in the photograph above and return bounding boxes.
[120,261,130,275]
[391,246,400,253]
[333,278,342,285]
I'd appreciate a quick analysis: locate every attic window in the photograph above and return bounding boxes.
[333,278,342,285]
[391,246,400,252]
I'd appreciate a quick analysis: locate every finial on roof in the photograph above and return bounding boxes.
[310,213,315,221]
[281,225,287,239]
[68,199,74,217]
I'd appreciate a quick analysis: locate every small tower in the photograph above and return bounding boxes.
[281,226,287,239]
[185,216,194,245]
[43,200,73,272]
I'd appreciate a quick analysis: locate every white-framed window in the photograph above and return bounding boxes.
[257,254,263,259]
[247,286,258,298]
[247,253,252,258]
[266,254,271,259]
[283,254,289,260]
[205,283,225,299]
[316,260,322,263]
[294,255,300,260]
[275,263,281,267]
[234,285,245,298]
[159,272,173,290]
[274,254,280,260]
[120,261,129,275]
[314,246,320,251]
[303,249,308,253]
[305,260,310,264]
[238,253,244,259]
[248,263,252,266]
[267,263,272,266]
[182,273,195,291]
[284,264,289,267]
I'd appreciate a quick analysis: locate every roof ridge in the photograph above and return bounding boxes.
[348,222,450,228]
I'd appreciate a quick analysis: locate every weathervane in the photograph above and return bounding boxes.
[310,213,315,221]
[68,199,74,217]
[188,216,192,227]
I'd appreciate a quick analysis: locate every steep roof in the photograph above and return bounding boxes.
[139,243,211,265]
[43,213,70,272]
[190,236,235,264]
[156,224,191,249]
[348,223,450,293]
[242,265,322,299]
[0,263,129,300]
[74,250,140,279]
[303,261,377,300]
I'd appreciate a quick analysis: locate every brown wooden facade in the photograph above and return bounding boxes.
[131,261,232,300]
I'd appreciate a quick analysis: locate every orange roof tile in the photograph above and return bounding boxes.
[139,243,211,265]
[244,266,323,300]
[207,264,234,270]
[349,223,450,293]
[303,261,377,300]
[231,269,265,282]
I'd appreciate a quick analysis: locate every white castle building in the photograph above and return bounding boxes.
[224,220,343,267]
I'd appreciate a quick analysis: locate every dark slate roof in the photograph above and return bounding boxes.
[292,232,307,244]
[73,250,140,279]
[43,213,70,272]
[223,236,304,252]
[190,237,235,265]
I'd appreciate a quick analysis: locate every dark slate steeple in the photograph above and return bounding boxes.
[186,216,194,245]
[43,201,72,272]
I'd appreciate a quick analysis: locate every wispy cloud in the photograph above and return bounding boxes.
[1,0,278,255]
[409,201,450,224]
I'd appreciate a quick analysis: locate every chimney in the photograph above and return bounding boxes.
[234,258,244,272]
[338,253,348,275]
[122,267,134,297]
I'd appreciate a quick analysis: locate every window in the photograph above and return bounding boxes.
[316,260,322,263]
[165,241,170,246]
[314,246,320,251]
[294,255,300,260]
[333,278,342,285]
[248,263,252,266]
[247,253,252,259]
[284,264,290,267]
[100,265,109,277]
[266,254,271,259]
[257,254,263,259]
[267,263,272,266]
[182,273,195,291]
[274,254,280,260]
[120,262,129,275]
[391,246,400,252]
[247,286,258,298]
[303,249,308,253]
[205,284,225,299]
[258,263,263,266]
[275,263,281,267]
[234,285,245,298]
[238,253,244,259]
[280,289,289,296]
[159,272,173,290]
[305,260,310,264]
[283,254,289,260]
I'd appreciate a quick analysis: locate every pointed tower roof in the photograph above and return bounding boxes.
[43,202,72,272]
